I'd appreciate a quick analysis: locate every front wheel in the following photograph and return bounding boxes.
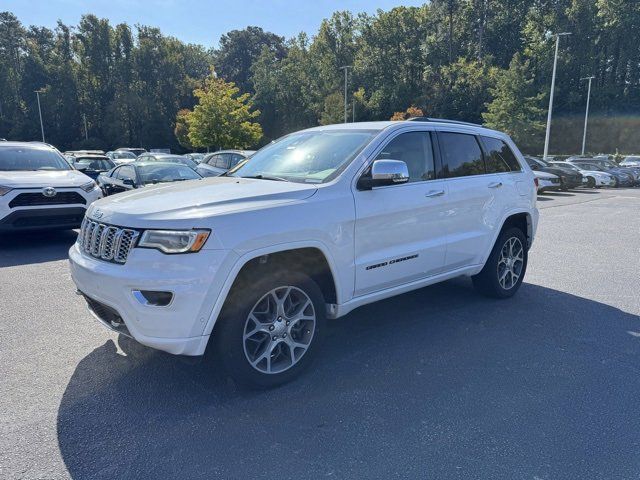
[216,270,326,388]
[472,227,528,299]
[587,177,596,188]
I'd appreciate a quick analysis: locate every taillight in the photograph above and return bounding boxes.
[534,177,539,188]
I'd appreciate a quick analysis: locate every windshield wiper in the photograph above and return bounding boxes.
[241,174,289,182]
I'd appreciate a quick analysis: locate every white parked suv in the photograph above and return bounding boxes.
[69,119,538,387]
[0,142,102,231]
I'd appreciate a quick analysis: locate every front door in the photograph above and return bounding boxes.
[353,130,449,297]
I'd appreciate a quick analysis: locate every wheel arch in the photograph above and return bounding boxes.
[202,242,340,339]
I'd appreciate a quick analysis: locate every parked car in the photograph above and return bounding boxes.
[137,152,198,169]
[549,161,615,188]
[106,150,137,164]
[524,156,584,190]
[568,157,639,186]
[72,155,116,181]
[620,155,640,167]
[183,153,205,163]
[116,147,147,157]
[97,161,203,196]
[0,142,102,231]
[574,162,634,188]
[70,119,538,387]
[196,149,255,177]
[534,170,561,193]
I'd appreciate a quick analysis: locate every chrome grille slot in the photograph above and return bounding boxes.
[78,218,139,264]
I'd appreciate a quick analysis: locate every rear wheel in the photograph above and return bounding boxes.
[472,227,528,299]
[216,269,326,388]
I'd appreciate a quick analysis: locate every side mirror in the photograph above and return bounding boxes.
[123,178,135,187]
[368,159,409,188]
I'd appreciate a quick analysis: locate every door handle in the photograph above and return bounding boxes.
[425,189,445,198]
[488,181,503,188]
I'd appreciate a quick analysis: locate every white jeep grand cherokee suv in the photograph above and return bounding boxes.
[69,119,538,387]
[0,142,102,232]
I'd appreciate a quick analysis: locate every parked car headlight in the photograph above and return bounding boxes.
[80,180,97,192]
[0,185,13,196]
[139,229,210,254]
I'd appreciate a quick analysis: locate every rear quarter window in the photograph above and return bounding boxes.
[480,136,522,173]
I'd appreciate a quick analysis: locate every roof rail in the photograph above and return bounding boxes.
[407,117,482,127]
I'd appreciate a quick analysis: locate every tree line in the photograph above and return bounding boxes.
[1,1,639,154]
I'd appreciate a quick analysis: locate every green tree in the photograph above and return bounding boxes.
[483,54,546,152]
[183,72,262,149]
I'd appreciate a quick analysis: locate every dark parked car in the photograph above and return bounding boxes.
[72,155,116,180]
[196,149,255,177]
[137,152,198,169]
[97,161,202,196]
[568,157,639,186]
[524,156,584,190]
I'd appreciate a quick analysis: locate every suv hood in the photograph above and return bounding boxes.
[88,176,318,227]
[0,169,92,188]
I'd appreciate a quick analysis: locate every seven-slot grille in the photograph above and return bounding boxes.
[78,217,139,264]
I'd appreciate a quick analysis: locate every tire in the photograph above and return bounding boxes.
[472,227,528,299]
[587,177,596,188]
[215,269,326,388]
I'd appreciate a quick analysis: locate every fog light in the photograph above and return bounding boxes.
[132,290,173,307]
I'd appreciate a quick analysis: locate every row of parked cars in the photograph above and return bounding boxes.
[527,155,640,193]
[62,147,255,196]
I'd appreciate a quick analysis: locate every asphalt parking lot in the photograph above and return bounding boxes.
[1,189,639,480]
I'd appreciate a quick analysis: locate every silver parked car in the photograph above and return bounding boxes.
[195,149,255,177]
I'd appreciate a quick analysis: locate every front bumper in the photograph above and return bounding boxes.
[69,242,237,356]
[537,179,561,192]
[0,187,101,231]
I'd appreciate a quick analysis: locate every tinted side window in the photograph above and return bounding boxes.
[439,132,485,178]
[375,131,435,182]
[230,154,244,168]
[215,154,231,169]
[206,154,220,166]
[116,165,135,181]
[481,136,521,172]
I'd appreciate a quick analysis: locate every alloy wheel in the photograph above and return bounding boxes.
[242,286,316,374]
[496,237,524,290]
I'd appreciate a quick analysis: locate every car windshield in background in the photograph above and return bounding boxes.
[138,164,201,185]
[229,129,378,183]
[155,155,197,168]
[112,152,136,159]
[75,158,114,170]
[0,146,70,171]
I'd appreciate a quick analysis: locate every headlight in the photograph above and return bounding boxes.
[0,185,13,196]
[139,229,210,254]
[80,181,97,192]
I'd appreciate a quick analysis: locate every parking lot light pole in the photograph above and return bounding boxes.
[340,65,353,123]
[581,76,595,156]
[543,32,571,161]
[35,89,45,142]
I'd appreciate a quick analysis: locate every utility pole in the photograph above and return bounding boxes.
[83,114,89,141]
[543,32,571,161]
[35,89,45,142]
[339,65,353,123]
[580,76,595,156]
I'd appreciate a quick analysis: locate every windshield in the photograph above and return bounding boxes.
[0,146,70,171]
[552,162,578,171]
[138,164,201,184]
[75,157,114,170]
[229,129,378,183]
[112,152,136,159]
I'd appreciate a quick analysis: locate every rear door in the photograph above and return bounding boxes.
[437,131,500,269]
[353,129,449,296]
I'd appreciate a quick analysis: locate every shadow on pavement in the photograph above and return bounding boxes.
[0,229,78,267]
[57,279,640,479]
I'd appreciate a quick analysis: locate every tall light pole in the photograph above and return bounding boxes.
[542,32,571,161]
[35,89,45,142]
[339,65,353,123]
[580,76,595,156]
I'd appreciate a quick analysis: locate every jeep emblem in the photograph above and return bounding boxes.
[42,187,57,198]
[93,209,104,219]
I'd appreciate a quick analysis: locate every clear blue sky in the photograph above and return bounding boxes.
[5,0,426,47]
